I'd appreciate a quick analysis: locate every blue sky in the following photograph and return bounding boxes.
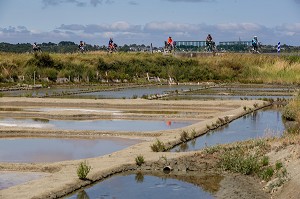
[0,0,299,46]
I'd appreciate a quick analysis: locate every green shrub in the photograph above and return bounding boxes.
[190,129,197,138]
[150,139,166,152]
[282,105,297,121]
[180,130,189,142]
[41,68,58,81]
[219,150,259,175]
[135,155,145,166]
[77,161,91,180]
[204,145,221,154]
[261,156,269,166]
[26,53,55,68]
[259,167,274,181]
[275,161,283,170]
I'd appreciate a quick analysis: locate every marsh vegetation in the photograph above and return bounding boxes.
[1,52,300,87]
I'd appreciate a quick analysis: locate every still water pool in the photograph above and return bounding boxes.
[0,137,141,163]
[0,118,195,132]
[171,107,285,152]
[65,173,218,199]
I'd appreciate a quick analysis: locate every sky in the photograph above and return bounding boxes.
[0,0,300,46]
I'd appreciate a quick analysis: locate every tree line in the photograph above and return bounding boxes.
[0,42,156,53]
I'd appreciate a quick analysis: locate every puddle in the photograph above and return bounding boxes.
[171,107,285,152]
[0,138,141,163]
[0,171,48,190]
[65,172,221,199]
[0,118,195,132]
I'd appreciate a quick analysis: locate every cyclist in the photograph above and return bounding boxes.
[78,41,85,52]
[167,36,173,47]
[252,36,259,52]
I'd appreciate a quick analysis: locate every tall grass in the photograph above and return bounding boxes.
[1,52,300,84]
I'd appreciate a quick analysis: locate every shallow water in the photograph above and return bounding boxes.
[171,107,285,152]
[166,94,293,101]
[0,87,84,97]
[65,172,219,199]
[0,85,204,98]
[0,171,48,190]
[0,137,141,163]
[62,85,204,99]
[0,118,195,132]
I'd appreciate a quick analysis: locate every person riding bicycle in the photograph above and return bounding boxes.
[108,38,114,49]
[32,42,41,52]
[78,41,85,52]
[206,34,213,46]
[167,36,173,47]
[206,34,215,52]
[252,36,259,51]
[108,38,118,53]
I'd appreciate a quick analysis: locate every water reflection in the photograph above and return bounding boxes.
[171,107,285,152]
[76,191,89,199]
[0,138,141,163]
[135,172,144,183]
[65,172,220,199]
[0,118,195,132]
[65,85,204,99]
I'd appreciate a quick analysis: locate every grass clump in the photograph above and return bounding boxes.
[261,156,269,166]
[135,155,145,166]
[218,143,287,183]
[282,97,300,121]
[204,145,222,154]
[275,161,283,170]
[190,129,197,138]
[150,139,166,152]
[180,130,189,142]
[259,167,274,181]
[77,161,91,180]
[219,149,260,175]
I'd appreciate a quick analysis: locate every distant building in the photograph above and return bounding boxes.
[219,41,252,46]
[175,41,206,47]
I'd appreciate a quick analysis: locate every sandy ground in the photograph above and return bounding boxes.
[0,97,299,199]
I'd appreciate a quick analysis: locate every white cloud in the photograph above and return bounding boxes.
[58,22,142,33]
[216,23,263,32]
[42,0,114,7]
[144,22,199,32]
[1,22,300,46]
[163,0,214,2]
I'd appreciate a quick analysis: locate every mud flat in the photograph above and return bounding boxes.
[0,97,298,199]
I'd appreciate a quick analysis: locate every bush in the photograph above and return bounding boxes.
[275,161,283,170]
[259,167,274,181]
[41,68,58,81]
[261,156,269,166]
[77,161,91,180]
[135,155,145,166]
[150,139,166,152]
[282,99,300,121]
[180,130,189,142]
[26,53,55,68]
[219,149,260,175]
[282,104,297,121]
